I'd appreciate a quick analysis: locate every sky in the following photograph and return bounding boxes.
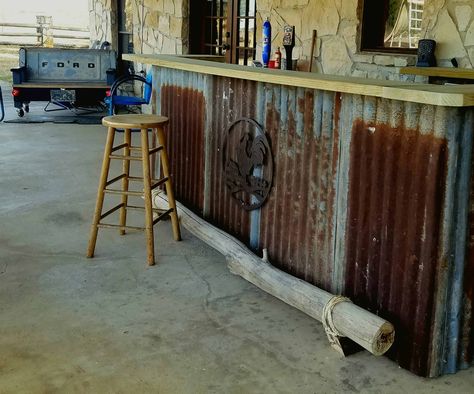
[0,0,89,26]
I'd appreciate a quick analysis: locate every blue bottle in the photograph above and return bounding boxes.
[262,17,271,68]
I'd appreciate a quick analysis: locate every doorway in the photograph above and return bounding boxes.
[189,0,257,65]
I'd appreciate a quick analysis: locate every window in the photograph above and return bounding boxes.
[232,0,257,65]
[189,0,256,65]
[360,0,425,52]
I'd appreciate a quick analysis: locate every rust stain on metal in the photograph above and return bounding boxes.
[207,77,254,244]
[155,67,474,377]
[161,85,205,213]
[344,119,448,376]
[259,88,339,290]
[462,152,474,364]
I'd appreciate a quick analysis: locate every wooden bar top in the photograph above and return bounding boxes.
[400,66,474,80]
[124,54,474,107]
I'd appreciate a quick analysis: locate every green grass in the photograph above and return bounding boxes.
[0,57,16,82]
[0,45,20,83]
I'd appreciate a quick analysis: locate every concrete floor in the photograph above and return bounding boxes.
[1,94,474,393]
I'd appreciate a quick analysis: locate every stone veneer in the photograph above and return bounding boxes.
[134,0,188,55]
[89,0,187,57]
[89,0,117,50]
[89,0,474,81]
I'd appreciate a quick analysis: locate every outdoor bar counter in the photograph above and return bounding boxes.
[125,54,474,377]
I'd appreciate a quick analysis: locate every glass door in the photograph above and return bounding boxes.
[207,0,229,59]
[229,0,256,65]
[189,0,256,65]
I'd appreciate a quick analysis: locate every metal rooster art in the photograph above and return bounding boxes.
[223,118,273,210]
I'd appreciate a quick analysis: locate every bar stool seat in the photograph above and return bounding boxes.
[87,114,181,266]
[102,114,168,129]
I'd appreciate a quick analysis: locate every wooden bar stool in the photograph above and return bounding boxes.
[86,114,181,266]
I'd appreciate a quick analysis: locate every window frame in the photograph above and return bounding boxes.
[359,0,418,55]
[228,0,257,65]
[189,0,257,65]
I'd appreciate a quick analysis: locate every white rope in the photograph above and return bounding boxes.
[322,295,352,356]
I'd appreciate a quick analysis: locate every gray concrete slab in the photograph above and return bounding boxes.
[1,117,474,393]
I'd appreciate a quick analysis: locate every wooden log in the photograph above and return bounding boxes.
[153,192,395,356]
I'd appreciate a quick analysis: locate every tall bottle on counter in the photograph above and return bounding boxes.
[262,17,272,68]
[275,47,281,69]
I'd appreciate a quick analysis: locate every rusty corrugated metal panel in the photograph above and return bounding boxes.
[259,86,339,291]
[462,149,474,367]
[206,77,255,244]
[345,120,446,375]
[152,64,474,377]
[445,110,474,374]
[341,96,474,376]
[158,68,206,214]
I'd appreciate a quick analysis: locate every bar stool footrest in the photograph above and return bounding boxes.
[151,176,168,190]
[100,202,125,220]
[148,146,164,155]
[105,189,144,196]
[106,173,127,187]
[109,154,142,161]
[98,204,172,223]
[111,143,129,152]
[153,208,173,225]
[125,204,167,213]
[97,223,146,231]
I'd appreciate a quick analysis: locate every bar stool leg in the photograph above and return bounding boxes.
[150,126,157,180]
[141,128,155,266]
[119,128,132,235]
[156,126,181,241]
[87,126,116,258]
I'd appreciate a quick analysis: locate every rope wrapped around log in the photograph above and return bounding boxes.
[322,295,352,355]
[153,191,395,356]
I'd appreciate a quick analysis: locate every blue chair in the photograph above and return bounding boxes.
[106,72,152,115]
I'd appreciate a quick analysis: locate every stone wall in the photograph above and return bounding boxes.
[89,0,474,81]
[257,0,474,80]
[424,0,474,68]
[257,0,417,81]
[133,0,188,55]
[89,0,188,56]
[89,0,117,50]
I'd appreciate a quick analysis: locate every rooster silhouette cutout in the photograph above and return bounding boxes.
[225,132,269,206]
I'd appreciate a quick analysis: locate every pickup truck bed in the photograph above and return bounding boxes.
[11,47,116,116]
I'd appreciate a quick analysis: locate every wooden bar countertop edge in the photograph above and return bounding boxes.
[124,54,474,107]
[400,66,474,80]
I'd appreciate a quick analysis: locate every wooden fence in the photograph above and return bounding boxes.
[0,16,90,48]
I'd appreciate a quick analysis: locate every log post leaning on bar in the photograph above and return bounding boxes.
[153,192,395,356]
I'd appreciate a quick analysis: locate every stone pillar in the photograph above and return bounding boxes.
[88,0,118,50]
